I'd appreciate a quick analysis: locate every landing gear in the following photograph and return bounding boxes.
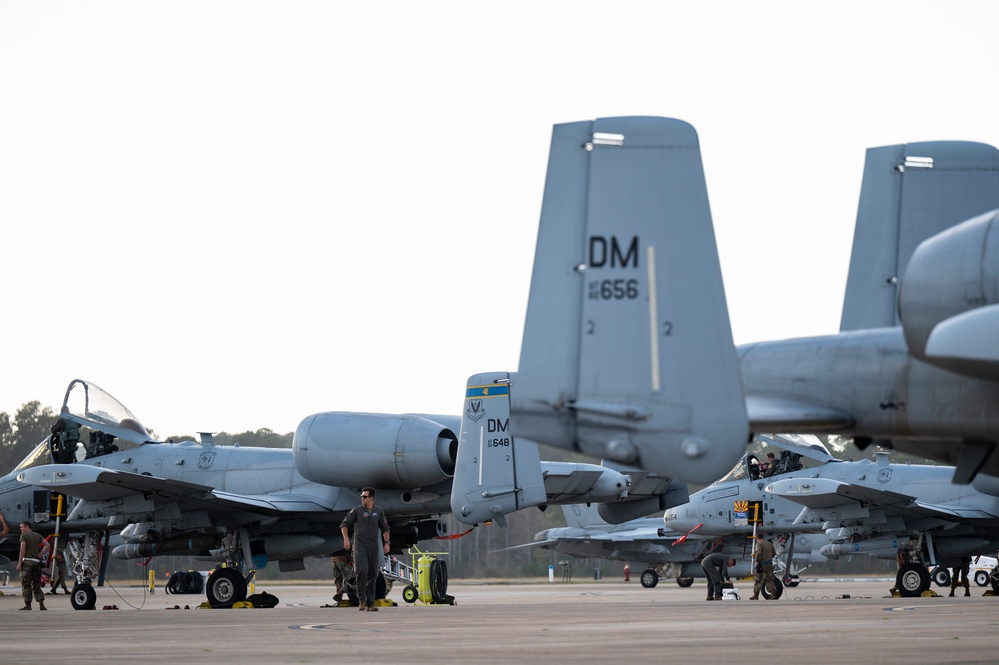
[206,568,248,607]
[896,563,931,597]
[640,569,659,588]
[70,583,97,610]
[930,567,951,587]
[675,577,694,588]
[782,575,800,588]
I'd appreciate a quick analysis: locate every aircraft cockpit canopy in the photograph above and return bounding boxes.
[60,379,154,449]
[714,433,839,485]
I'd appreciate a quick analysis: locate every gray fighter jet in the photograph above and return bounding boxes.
[8,379,679,609]
[526,433,999,598]
[523,502,825,600]
[667,435,999,597]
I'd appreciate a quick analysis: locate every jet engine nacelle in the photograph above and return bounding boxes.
[899,210,999,380]
[293,412,458,489]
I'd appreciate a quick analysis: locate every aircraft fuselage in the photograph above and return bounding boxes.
[739,328,999,467]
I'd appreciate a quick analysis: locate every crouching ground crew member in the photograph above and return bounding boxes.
[17,521,50,610]
[750,533,776,600]
[331,553,353,605]
[700,552,732,601]
[340,487,390,612]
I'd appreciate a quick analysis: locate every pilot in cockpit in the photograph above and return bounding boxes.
[761,451,779,477]
[50,418,81,464]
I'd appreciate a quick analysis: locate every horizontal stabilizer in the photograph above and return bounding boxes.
[512,116,747,484]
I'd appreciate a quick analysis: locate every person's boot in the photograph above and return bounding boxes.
[965,587,971,597]
[19,602,31,611]
[949,588,956,597]
[39,600,47,610]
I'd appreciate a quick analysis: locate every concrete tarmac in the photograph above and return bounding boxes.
[2,577,997,664]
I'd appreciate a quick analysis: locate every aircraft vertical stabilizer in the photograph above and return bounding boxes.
[840,141,999,331]
[561,503,610,529]
[511,116,747,484]
[451,372,547,526]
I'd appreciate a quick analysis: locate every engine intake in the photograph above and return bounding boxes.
[899,210,999,379]
[293,412,457,489]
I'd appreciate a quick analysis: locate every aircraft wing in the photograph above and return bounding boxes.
[18,464,336,516]
[542,468,612,500]
[18,464,214,502]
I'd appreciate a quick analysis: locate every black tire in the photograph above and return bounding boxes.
[640,569,659,589]
[930,567,951,587]
[896,563,930,597]
[974,570,989,587]
[206,568,247,607]
[70,583,97,610]
[783,575,800,588]
[675,577,694,588]
[990,568,999,593]
[761,576,784,600]
[402,585,418,604]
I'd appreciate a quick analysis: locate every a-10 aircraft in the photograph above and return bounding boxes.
[523,436,835,600]
[525,433,999,598]
[5,378,681,609]
[666,436,999,597]
[526,503,825,600]
[507,116,999,488]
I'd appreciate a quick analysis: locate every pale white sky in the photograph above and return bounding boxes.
[1,2,997,437]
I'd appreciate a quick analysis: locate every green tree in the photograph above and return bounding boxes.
[0,401,57,471]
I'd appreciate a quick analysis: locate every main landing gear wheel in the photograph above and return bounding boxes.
[70,583,97,610]
[896,563,931,597]
[206,568,248,607]
[402,585,418,604]
[930,567,951,587]
[761,577,784,600]
[675,577,694,588]
[640,569,659,588]
[782,575,800,588]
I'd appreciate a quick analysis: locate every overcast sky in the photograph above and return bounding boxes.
[1,2,997,437]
